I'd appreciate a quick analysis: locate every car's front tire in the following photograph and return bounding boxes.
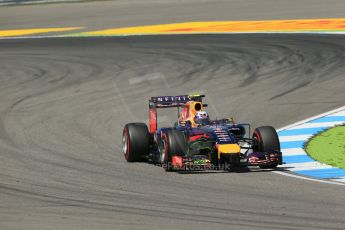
[252,126,281,169]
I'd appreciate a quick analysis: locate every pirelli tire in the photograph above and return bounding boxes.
[122,123,150,162]
[252,126,281,169]
[160,129,186,171]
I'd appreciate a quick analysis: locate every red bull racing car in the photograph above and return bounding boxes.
[122,94,282,171]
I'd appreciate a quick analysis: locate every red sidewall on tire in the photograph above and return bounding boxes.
[123,127,131,161]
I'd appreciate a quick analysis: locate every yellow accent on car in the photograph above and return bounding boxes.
[189,94,201,98]
[217,144,241,159]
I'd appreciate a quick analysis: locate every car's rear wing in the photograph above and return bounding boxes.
[149,95,205,108]
[148,94,207,133]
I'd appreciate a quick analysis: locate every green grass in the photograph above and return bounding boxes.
[305,125,345,169]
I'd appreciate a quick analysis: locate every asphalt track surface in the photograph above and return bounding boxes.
[1,34,345,230]
[2,1,345,230]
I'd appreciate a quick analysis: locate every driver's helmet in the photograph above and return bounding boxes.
[194,111,210,126]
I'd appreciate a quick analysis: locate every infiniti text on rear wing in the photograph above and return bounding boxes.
[149,95,204,108]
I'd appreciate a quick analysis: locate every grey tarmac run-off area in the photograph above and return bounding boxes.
[1,1,345,230]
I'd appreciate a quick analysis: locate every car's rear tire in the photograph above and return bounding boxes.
[252,126,281,169]
[123,123,150,162]
[160,130,186,171]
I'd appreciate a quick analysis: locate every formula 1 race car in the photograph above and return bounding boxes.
[122,94,282,171]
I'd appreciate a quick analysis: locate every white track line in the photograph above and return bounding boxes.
[331,177,345,183]
[274,171,345,186]
[288,121,345,129]
[328,110,345,116]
